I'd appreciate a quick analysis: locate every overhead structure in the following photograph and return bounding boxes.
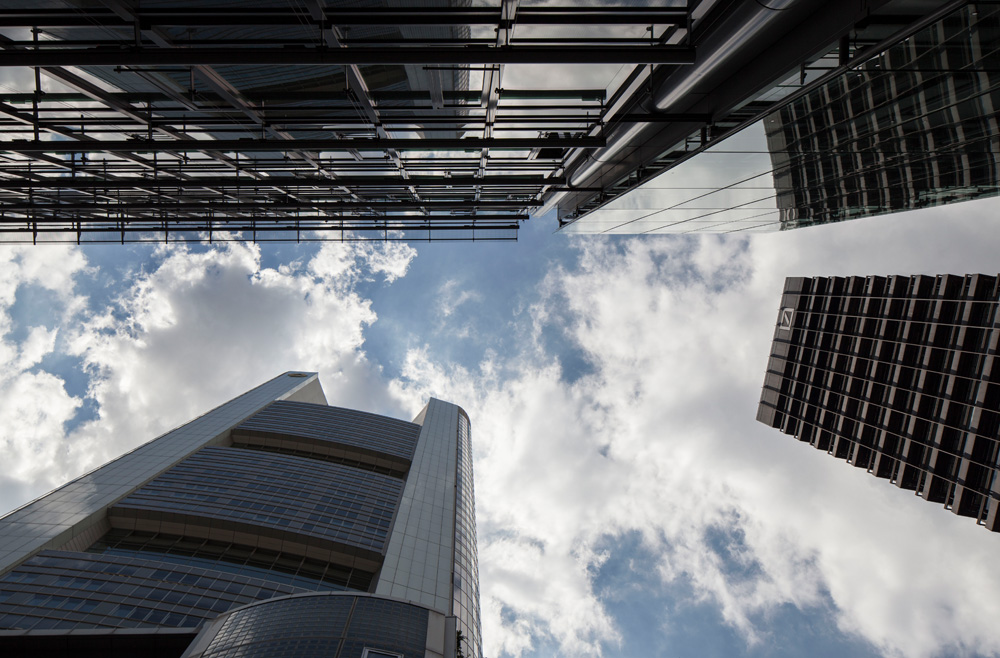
[0,0,695,244]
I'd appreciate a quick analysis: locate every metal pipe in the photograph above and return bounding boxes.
[653,0,798,111]
[564,0,802,191]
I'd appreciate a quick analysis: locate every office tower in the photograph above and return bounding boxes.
[556,2,1000,234]
[757,274,1000,532]
[0,1,694,243]
[0,372,481,658]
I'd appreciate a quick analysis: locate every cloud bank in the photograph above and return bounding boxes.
[0,240,416,505]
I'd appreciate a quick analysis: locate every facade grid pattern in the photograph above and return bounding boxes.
[0,372,319,575]
[768,4,1000,229]
[235,401,421,461]
[113,446,403,553]
[200,594,427,658]
[757,273,1000,530]
[453,410,482,658]
[0,549,315,631]
[90,529,374,591]
[0,2,699,242]
[0,372,476,658]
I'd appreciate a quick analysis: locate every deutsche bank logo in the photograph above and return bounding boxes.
[779,308,794,331]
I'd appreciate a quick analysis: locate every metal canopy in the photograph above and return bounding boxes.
[0,0,695,244]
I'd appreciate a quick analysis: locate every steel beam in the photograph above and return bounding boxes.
[0,46,697,68]
[2,200,537,211]
[0,7,688,28]
[5,137,605,153]
[0,89,606,103]
[0,175,561,189]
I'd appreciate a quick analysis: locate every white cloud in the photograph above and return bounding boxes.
[0,239,416,508]
[15,326,58,371]
[0,246,88,494]
[392,199,1000,658]
[62,240,417,474]
[438,278,482,318]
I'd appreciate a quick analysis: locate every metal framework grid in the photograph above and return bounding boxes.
[0,1,694,244]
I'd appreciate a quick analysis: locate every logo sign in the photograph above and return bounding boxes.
[779,307,794,331]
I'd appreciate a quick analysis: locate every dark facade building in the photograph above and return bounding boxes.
[757,274,1000,531]
[0,372,481,658]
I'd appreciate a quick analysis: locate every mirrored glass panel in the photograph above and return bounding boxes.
[565,3,1000,234]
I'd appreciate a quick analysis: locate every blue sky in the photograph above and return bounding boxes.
[2,201,1000,658]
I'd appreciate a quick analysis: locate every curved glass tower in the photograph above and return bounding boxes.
[0,372,481,658]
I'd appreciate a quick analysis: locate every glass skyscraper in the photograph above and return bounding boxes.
[0,372,481,658]
[757,274,1000,531]
[558,2,1000,234]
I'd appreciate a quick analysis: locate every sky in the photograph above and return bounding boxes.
[1,198,1000,658]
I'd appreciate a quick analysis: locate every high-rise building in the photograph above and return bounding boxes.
[756,274,1000,531]
[556,1,1000,234]
[0,372,481,658]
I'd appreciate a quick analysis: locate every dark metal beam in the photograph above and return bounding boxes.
[0,175,562,189]
[10,213,526,222]
[0,7,688,28]
[2,200,538,211]
[0,220,522,228]
[5,137,605,153]
[0,46,697,68]
[0,221,523,236]
[0,89,606,103]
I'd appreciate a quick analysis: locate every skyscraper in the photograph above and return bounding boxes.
[557,2,1000,234]
[0,372,481,658]
[756,274,1000,532]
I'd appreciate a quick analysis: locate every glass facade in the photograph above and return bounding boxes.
[0,549,314,630]
[0,1,693,242]
[189,594,429,658]
[113,446,403,553]
[235,401,422,462]
[562,3,1000,234]
[91,529,374,591]
[453,410,482,658]
[769,3,1000,228]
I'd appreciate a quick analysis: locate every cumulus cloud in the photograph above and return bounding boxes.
[392,200,1000,658]
[0,240,416,508]
[62,239,417,473]
[0,247,88,496]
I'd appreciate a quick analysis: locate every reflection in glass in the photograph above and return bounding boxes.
[565,3,1000,234]
[770,3,1000,228]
